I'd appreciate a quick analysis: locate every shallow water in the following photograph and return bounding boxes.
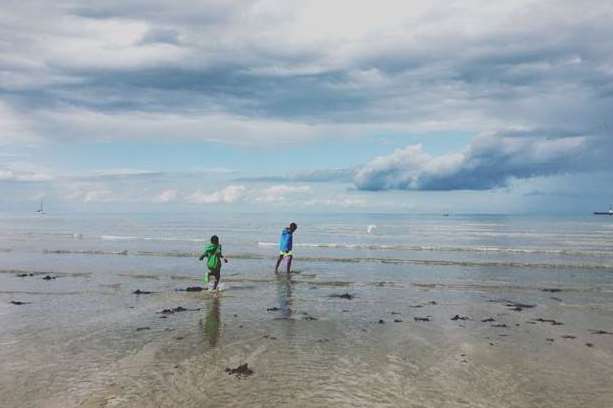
[1,213,613,407]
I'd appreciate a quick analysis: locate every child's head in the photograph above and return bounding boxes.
[210,235,219,245]
[289,222,298,232]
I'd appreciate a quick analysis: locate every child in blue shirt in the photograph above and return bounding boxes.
[275,223,297,273]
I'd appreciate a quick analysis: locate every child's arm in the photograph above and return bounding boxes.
[220,249,228,263]
[198,251,208,261]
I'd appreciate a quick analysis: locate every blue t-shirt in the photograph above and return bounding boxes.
[279,228,293,252]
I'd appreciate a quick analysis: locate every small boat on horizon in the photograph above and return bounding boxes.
[35,199,46,214]
[593,205,613,216]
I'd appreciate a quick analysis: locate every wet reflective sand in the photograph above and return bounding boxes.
[2,213,613,407]
[2,268,613,408]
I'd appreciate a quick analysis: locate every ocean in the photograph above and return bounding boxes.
[1,212,613,407]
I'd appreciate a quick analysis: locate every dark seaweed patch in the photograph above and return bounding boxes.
[533,318,563,326]
[133,289,154,295]
[158,306,199,314]
[225,363,254,378]
[329,293,355,300]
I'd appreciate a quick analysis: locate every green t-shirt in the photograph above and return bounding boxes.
[204,243,222,269]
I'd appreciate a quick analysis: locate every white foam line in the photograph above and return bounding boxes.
[101,235,138,241]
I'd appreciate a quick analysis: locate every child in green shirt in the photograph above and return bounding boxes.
[198,235,227,291]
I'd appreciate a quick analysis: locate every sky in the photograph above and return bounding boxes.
[1,0,612,214]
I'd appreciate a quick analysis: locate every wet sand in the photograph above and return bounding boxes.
[2,266,613,408]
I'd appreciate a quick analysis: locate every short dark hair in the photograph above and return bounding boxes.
[289,222,297,230]
[210,235,219,244]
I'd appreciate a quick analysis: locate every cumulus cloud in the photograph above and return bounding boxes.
[0,161,54,182]
[255,185,311,202]
[353,132,590,191]
[67,187,117,203]
[0,168,53,182]
[303,196,368,208]
[184,184,311,204]
[153,189,177,203]
[185,185,247,204]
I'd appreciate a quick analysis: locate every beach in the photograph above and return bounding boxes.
[1,213,613,407]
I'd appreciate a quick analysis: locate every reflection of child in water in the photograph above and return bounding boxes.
[198,235,228,291]
[203,297,221,347]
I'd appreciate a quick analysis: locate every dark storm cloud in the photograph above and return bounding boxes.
[67,67,367,120]
[140,28,181,45]
[67,0,243,24]
[1,0,613,190]
[352,131,601,191]
[1,1,608,125]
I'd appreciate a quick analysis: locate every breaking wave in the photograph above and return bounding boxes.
[101,235,206,243]
[32,248,613,271]
[258,242,612,258]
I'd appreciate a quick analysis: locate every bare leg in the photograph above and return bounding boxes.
[286,255,293,274]
[275,255,284,273]
[212,267,221,290]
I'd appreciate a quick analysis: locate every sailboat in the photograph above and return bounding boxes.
[35,199,45,214]
[593,205,613,216]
